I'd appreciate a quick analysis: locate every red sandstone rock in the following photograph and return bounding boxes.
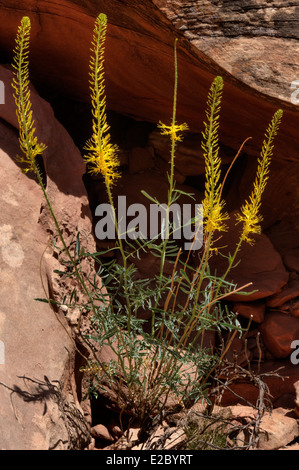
[207,211,288,302]
[148,129,234,177]
[219,360,299,407]
[0,0,297,165]
[155,0,298,104]
[0,64,94,449]
[0,0,298,449]
[290,302,299,318]
[91,424,114,442]
[293,380,299,410]
[259,311,299,358]
[233,300,266,323]
[257,408,299,450]
[128,146,155,174]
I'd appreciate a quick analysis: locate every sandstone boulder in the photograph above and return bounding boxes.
[149,129,235,177]
[91,424,114,442]
[0,65,94,449]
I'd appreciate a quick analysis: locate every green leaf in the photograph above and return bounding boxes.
[140,190,160,204]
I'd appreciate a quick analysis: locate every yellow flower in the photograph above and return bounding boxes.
[236,109,283,244]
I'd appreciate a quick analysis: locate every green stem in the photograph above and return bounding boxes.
[151,38,180,337]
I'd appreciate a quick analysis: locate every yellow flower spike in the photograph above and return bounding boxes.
[156,38,189,204]
[84,13,120,190]
[157,38,189,145]
[202,76,228,234]
[12,16,47,174]
[237,109,283,244]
